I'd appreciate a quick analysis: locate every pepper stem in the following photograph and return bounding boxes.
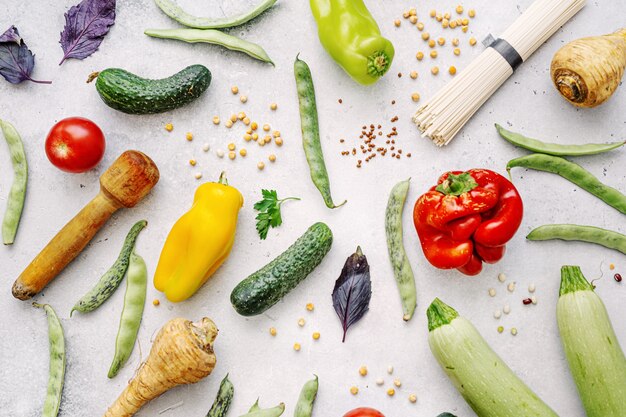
[217,171,228,185]
[367,50,392,78]
[435,172,478,196]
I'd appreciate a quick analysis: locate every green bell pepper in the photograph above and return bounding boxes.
[310,0,395,85]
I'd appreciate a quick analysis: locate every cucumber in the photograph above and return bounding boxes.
[93,65,211,114]
[206,374,234,417]
[230,222,332,316]
[427,298,558,417]
[557,266,626,417]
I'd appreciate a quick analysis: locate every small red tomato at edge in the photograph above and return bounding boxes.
[45,117,106,173]
[343,408,385,417]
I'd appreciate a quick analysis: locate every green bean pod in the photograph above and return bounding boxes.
[144,29,274,64]
[207,374,234,417]
[385,178,416,321]
[71,220,147,315]
[496,124,625,156]
[507,154,626,214]
[294,375,318,417]
[108,251,147,378]
[294,55,346,209]
[33,303,65,417]
[154,0,277,29]
[0,119,27,245]
[527,224,626,255]
[240,400,285,417]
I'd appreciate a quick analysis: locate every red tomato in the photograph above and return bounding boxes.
[45,117,106,173]
[343,408,385,417]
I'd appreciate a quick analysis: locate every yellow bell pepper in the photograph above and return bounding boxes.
[154,172,243,302]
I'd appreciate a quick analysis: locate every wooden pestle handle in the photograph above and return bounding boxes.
[12,150,159,300]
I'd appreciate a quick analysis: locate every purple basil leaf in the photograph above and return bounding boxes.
[59,0,116,65]
[332,246,372,342]
[0,26,51,84]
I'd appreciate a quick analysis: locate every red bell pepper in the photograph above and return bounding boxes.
[413,169,523,276]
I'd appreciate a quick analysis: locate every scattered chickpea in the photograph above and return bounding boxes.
[359,366,368,376]
[237,112,246,120]
[212,116,220,125]
[411,93,420,102]
[409,16,417,24]
[270,102,278,110]
[429,9,436,17]
[244,134,252,141]
[269,327,277,336]
[394,379,402,387]
[273,130,281,138]
[453,47,461,55]
[409,7,416,16]
[251,122,258,130]
[229,114,237,123]
[252,133,259,141]
[228,151,236,160]
[243,117,251,125]
[462,25,469,33]
[469,37,477,46]
[240,95,248,103]
[306,302,314,311]
[269,154,277,162]
[438,37,445,46]
[452,37,459,46]
[421,32,430,40]
[227,143,236,151]
[456,4,463,13]
[410,71,418,79]
[430,50,438,58]
[409,394,417,403]
[189,159,197,166]
[428,39,436,48]
[263,124,270,132]
[394,19,401,27]
[186,132,193,141]
[350,386,359,395]
[402,11,410,19]
[416,51,424,60]
[239,148,247,157]
[298,318,305,327]
[152,299,160,306]
[462,18,469,25]
[293,343,301,351]
[449,20,458,29]
[312,332,320,340]
[435,13,443,22]
[202,143,210,152]
[468,9,476,18]
[258,139,266,147]
[216,149,224,158]
[449,66,457,75]
[164,123,173,132]
[417,22,424,31]
[231,86,239,94]
[444,12,451,19]
[225,120,233,129]
[275,137,283,146]
[442,19,449,29]
[193,172,202,180]
[431,66,440,75]
[609,263,615,270]
[387,388,395,397]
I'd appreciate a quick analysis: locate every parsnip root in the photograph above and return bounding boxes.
[103,317,218,417]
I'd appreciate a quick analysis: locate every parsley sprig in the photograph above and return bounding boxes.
[254,189,300,240]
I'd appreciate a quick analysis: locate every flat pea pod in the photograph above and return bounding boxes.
[144,29,274,65]
[527,224,626,255]
[0,119,27,245]
[507,154,626,214]
[207,374,234,417]
[33,303,65,417]
[294,375,318,417]
[496,124,625,156]
[240,400,285,417]
[154,0,277,29]
[71,220,147,315]
[294,55,346,209]
[385,178,416,321]
[108,251,147,378]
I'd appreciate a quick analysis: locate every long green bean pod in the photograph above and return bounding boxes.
[0,119,27,245]
[33,303,65,417]
[507,153,626,214]
[108,251,147,378]
[496,124,625,156]
[154,0,277,29]
[385,178,416,321]
[207,374,234,417]
[527,224,626,255]
[294,55,346,209]
[294,375,318,417]
[557,266,626,417]
[71,220,147,315]
[144,29,274,64]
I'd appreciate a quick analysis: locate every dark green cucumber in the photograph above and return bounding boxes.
[207,374,234,417]
[93,65,211,114]
[231,222,333,316]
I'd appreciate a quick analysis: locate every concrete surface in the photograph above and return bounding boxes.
[1,0,624,416]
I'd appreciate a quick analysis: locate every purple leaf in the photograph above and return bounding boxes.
[332,246,372,342]
[59,0,116,65]
[0,26,51,84]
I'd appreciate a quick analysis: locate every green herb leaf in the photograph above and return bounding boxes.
[254,189,299,240]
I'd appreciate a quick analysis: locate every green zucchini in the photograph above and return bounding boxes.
[230,222,332,316]
[207,374,234,417]
[92,65,211,114]
[557,266,626,417]
[427,298,558,417]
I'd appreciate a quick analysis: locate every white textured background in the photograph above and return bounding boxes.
[1,0,624,416]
